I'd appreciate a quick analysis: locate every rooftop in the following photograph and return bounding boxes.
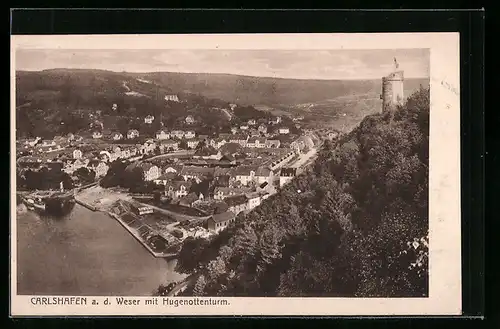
[211,211,236,223]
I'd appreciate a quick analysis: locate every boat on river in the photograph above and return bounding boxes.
[22,190,76,217]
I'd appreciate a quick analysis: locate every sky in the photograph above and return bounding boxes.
[15,48,429,80]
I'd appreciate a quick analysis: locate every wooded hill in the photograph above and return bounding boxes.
[175,86,430,298]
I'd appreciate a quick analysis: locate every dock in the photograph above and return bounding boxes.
[107,211,178,259]
[75,198,98,211]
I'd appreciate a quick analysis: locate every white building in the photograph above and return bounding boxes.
[164,94,180,102]
[144,115,155,124]
[112,132,123,141]
[127,129,140,139]
[72,149,83,159]
[156,130,170,140]
[278,127,290,135]
[140,163,161,181]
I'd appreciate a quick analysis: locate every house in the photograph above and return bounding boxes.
[25,137,41,147]
[88,160,109,178]
[134,206,154,216]
[208,137,227,149]
[246,137,267,148]
[224,195,248,215]
[258,124,268,134]
[207,211,236,233]
[127,129,140,139]
[165,180,192,199]
[248,119,256,126]
[72,149,83,159]
[278,127,290,135]
[170,130,185,139]
[141,140,157,155]
[219,154,236,165]
[184,131,196,139]
[156,130,170,140]
[193,147,222,160]
[290,135,314,153]
[246,192,262,210]
[270,116,282,125]
[256,166,273,185]
[240,125,249,130]
[180,166,215,182]
[164,94,180,102]
[99,150,112,162]
[198,135,209,142]
[140,163,161,181]
[41,139,56,147]
[257,181,276,195]
[153,172,179,186]
[229,134,249,147]
[270,149,296,170]
[327,131,339,140]
[187,138,200,149]
[185,115,195,124]
[178,192,203,207]
[229,103,237,111]
[92,131,103,139]
[164,165,182,174]
[159,140,179,152]
[265,139,281,148]
[214,187,249,200]
[279,167,297,187]
[233,166,257,186]
[230,127,238,134]
[112,132,123,141]
[144,115,155,124]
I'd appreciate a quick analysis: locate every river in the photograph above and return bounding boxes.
[16,204,186,296]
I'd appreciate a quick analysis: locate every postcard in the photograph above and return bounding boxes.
[11,32,461,316]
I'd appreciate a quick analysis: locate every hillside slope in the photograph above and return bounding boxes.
[16,69,428,108]
[174,86,430,298]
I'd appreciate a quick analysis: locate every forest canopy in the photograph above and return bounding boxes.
[174,86,430,298]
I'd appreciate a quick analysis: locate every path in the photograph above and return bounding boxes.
[122,81,131,92]
[289,147,317,169]
[167,273,201,296]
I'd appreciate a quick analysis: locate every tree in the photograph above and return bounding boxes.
[75,167,96,183]
[116,117,130,136]
[153,191,162,203]
[179,139,188,150]
[125,167,146,191]
[196,139,207,150]
[192,275,207,297]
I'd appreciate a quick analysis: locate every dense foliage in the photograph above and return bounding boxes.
[18,167,74,191]
[175,87,430,297]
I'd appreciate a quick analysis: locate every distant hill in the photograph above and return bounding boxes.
[16,69,428,108]
[130,71,429,108]
[15,69,429,135]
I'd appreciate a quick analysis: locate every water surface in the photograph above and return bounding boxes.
[16,204,185,296]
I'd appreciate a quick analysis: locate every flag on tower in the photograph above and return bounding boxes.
[394,57,399,69]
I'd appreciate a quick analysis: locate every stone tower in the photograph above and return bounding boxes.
[381,58,405,112]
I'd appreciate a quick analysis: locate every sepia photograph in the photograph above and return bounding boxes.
[11,33,461,316]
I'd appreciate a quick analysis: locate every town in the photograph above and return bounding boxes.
[16,96,341,260]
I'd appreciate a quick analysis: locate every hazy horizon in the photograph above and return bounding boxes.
[15,49,430,81]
